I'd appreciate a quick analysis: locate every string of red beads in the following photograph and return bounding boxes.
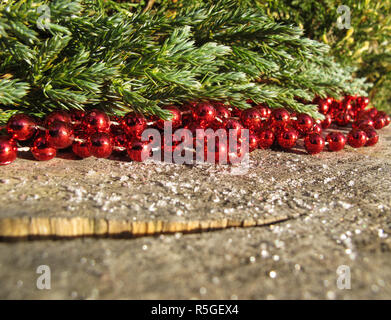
[0,95,390,165]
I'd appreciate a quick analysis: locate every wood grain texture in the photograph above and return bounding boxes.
[1,127,390,241]
[0,215,291,239]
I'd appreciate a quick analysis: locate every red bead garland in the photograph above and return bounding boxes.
[0,95,389,166]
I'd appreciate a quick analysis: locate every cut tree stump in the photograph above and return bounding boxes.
[0,126,390,240]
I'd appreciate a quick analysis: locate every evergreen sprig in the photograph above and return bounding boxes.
[0,0,369,124]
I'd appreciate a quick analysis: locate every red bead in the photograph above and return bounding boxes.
[326,132,346,152]
[294,113,314,134]
[157,106,182,130]
[311,123,323,135]
[127,139,151,162]
[45,110,72,126]
[240,108,262,131]
[248,133,259,152]
[192,102,216,125]
[46,121,74,149]
[271,108,290,128]
[356,97,370,110]
[366,107,378,119]
[89,132,113,158]
[376,112,390,126]
[277,128,298,149]
[373,115,386,130]
[320,114,332,129]
[335,112,352,126]
[385,114,391,127]
[318,101,329,114]
[258,130,274,149]
[347,130,367,148]
[214,104,231,120]
[72,134,92,158]
[203,137,228,163]
[82,109,111,133]
[352,118,374,130]
[6,114,37,141]
[224,119,244,135]
[364,128,379,147]
[256,105,271,119]
[121,112,147,138]
[304,133,325,155]
[31,136,57,161]
[0,136,17,165]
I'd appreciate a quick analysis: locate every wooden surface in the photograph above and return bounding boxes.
[0,215,292,238]
[0,126,390,240]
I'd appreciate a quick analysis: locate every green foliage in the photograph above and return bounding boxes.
[0,0,370,124]
[259,0,391,111]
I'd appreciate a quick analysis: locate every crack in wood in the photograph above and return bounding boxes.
[0,213,299,241]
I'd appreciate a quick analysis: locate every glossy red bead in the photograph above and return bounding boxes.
[277,128,298,149]
[364,128,379,147]
[0,136,17,165]
[356,97,370,110]
[347,130,367,148]
[31,136,57,161]
[203,138,228,163]
[304,133,325,155]
[294,113,314,134]
[240,108,262,131]
[258,130,274,149]
[82,109,110,133]
[376,112,390,126]
[72,134,92,158]
[46,121,74,149]
[256,105,271,119]
[320,114,332,129]
[352,118,374,130]
[311,123,323,135]
[157,106,182,130]
[192,102,216,125]
[335,112,352,126]
[6,114,36,141]
[248,133,259,152]
[122,112,147,137]
[271,108,290,128]
[214,104,231,120]
[224,119,244,135]
[326,132,346,152]
[318,101,329,114]
[45,111,72,126]
[366,107,378,119]
[373,115,386,130]
[127,139,152,162]
[89,132,113,158]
